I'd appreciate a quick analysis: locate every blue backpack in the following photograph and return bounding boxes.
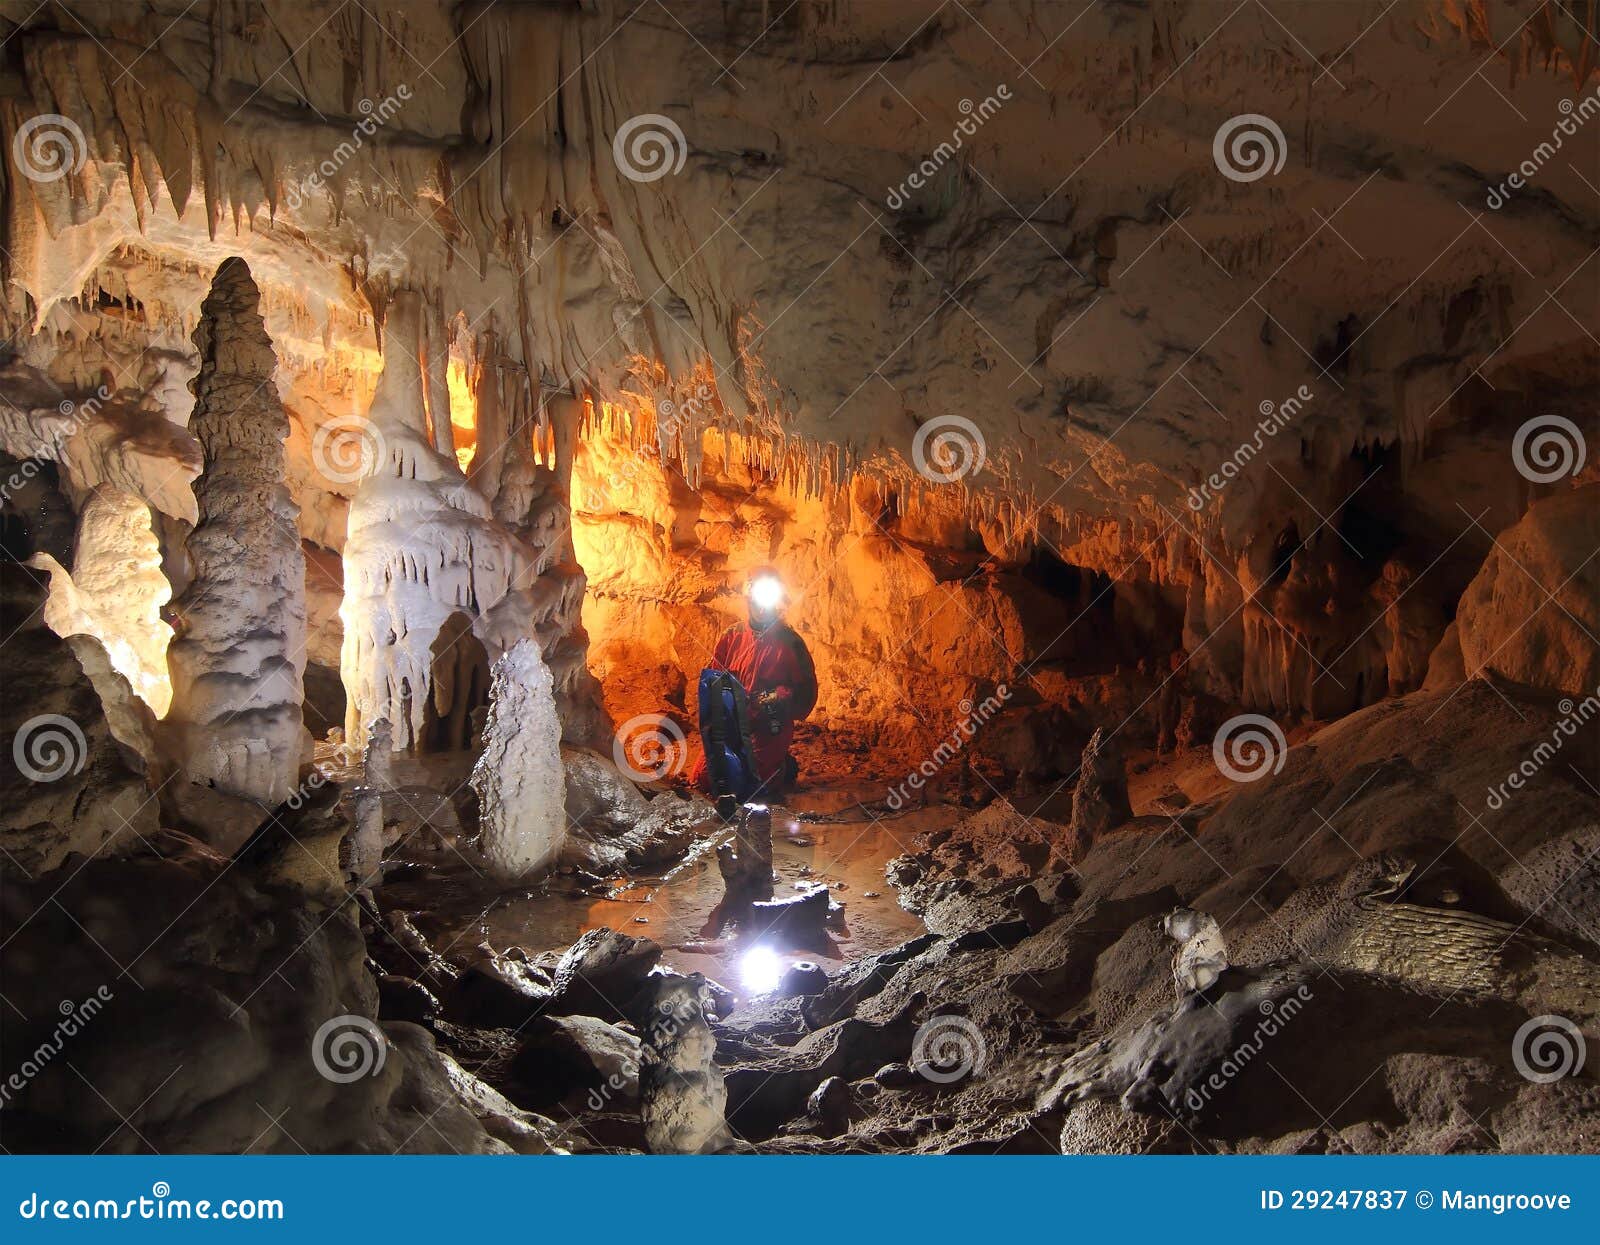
[698,668,761,802]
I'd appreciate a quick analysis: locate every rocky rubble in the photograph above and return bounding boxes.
[702,681,1600,1154]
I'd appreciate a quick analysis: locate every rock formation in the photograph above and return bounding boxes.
[0,568,158,874]
[164,258,306,805]
[339,290,539,754]
[1068,727,1133,859]
[1456,485,1600,698]
[1163,908,1229,997]
[30,485,174,716]
[471,638,565,880]
[639,973,731,1155]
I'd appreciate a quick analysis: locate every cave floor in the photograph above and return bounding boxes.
[380,775,958,1004]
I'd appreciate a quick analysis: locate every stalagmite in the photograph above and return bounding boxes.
[470,638,565,880]
[339,289,539,753]
[1067,727,1132,859]
[164,258,306,805]
[639,973,731,1155]
[346,785,385,893]
[363,717,394,788]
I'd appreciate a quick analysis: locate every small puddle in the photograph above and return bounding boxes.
[382,783,961,1005]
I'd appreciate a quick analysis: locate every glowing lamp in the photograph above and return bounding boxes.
[738,944,783,995]
[749,574,784,612]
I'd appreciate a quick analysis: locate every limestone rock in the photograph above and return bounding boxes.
[338,290,540,754]
[511,1014,641,1112]
[30,486,173,716]
[560,746,709,873]
[548,927,662,1021]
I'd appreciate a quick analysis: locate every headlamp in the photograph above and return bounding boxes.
[748,574,784,612]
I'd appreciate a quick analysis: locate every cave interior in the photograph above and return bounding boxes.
[0,0,1597,1157]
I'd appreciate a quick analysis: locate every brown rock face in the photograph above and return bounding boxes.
[165,258,307,806]
[1456,486,1600,698]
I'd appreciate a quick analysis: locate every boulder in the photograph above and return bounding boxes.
[548,928,662,1020]
[510,1014,641,1112]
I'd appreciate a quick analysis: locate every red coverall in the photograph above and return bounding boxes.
[692,620,818,796]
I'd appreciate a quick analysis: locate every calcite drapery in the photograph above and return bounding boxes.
[339,289,538,753]
[164,258,307,805]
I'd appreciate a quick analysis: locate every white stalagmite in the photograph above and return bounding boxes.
[339,289,538,753]
[164,258,307,805]
[471,637,565,880]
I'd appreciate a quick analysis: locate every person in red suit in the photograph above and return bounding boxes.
[693,567,818,802]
